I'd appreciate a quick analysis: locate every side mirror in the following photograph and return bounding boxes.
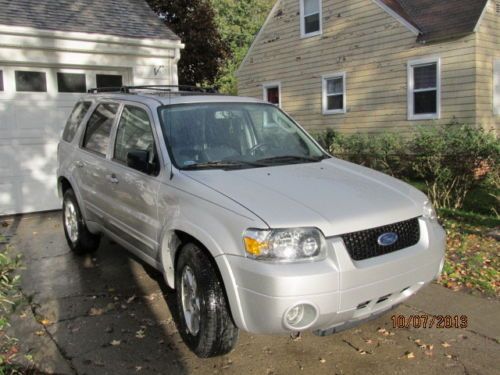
[127,149,154,174]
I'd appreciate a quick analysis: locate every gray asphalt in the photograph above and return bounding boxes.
[2,212,499,375]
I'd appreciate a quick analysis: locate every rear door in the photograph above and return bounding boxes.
[103,103,162,259]
[73,101,121,224]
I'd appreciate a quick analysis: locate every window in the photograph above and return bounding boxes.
[0,70,3,91]
[494,60,500,116]
[15,71,47,92]
[82,103,119,156]
[408,58,441,120]
[322,73,346,114]
[263,82,281,107]
[57,73,87,93]
[62,102,92,143]
[300,0,322,37]
[114,106,158,174]
[96,74,123,89]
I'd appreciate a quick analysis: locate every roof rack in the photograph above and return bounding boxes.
[87,85,220,95]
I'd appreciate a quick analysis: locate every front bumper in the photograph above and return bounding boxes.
[217,218,445,334]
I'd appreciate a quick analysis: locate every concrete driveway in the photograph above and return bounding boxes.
[2,212,499,375]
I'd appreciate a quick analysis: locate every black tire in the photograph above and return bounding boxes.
[62,189,100,254]
[175,243,239,358]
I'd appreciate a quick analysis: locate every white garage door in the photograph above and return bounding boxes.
[0,65,129,215]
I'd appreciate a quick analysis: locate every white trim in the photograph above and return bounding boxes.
[371,0,420,36]
[262,81,282,107]
[237,0,282,76]
[0,24,184,50]
[322,72,346,115]
[473,0,490,32]
[300,0,323,38]
[407,57,441,121]
[494,59,500,116]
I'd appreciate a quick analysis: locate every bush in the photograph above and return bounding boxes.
[314,124,500,210]
[410,123,499,209]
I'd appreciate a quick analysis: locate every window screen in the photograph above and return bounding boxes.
[58,73,87,93]
[83,103,119,156]
[323,74,345,113]
[114,106,157,171]
[302,0,321,35]
[412,63,438,115]
[15,71,47,92]
[62,102,92,143]
[96,74,123,89]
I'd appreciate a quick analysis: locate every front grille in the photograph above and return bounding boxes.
[341,218,420,261]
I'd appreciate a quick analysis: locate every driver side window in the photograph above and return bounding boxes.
[114,105,158,175]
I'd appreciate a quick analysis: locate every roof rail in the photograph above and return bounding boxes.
[87,85,219,95]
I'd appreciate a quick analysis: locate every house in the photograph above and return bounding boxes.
[237,0,500,135]
[0,0,183,215]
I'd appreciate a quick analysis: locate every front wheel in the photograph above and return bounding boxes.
[175,243,239,357]
[62,189,100,254]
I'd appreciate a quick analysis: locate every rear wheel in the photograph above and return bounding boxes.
[62,189,100,254]
[175,243,239,357]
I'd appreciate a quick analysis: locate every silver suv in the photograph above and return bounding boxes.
[57,86,445,358]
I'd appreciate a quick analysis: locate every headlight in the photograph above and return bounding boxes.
[423,201,437,221]
[243,227,327,262]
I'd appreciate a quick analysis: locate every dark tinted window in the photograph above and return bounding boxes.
[412,62,438,115]
[0,71,3,91]
[62,102,92,142]
[96,74,123,89]
[304,13,320,34]
[114,106,158,174]
[414,64,437,90]
[265,87,280,105]
[83,103,119,156]
[58,73,87,93]
[15,71,47,92]
[414,91,437,114]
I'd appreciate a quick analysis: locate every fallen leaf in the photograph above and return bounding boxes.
[88,307,104,316]
[319,358,326,363]
[135,329,146,339]
[127,295,136,304]
[445,354,453,359]
[110,340,121,346]
[35,330,45,336]
[425,350,433,356]
[39,318,52,326]
[442,342,451,348]
[426,344,434,350]
[404,351,415,359]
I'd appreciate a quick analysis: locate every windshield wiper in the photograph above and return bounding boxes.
[181,160,264,170]
[256,155,328,165]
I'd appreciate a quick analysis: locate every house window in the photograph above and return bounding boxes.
[0,70,3,91]
[57,73,87,93]
[494,60,500,116]
[300,0,322,37]
[96,74,123,89]
[322,73,346,114]
[263,82,281,107]
[408,58,441,120]
[15,71,47,92]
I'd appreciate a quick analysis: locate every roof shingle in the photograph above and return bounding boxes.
[379,0,489,42]
[0,0,179,41]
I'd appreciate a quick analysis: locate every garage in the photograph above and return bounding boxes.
[0,0,183,215]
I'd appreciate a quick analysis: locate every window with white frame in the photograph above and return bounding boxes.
[300,0,322,37]
[494,60,500,116]
[408,58,441,120]
[263,82,281,107]
[322,73,346,114]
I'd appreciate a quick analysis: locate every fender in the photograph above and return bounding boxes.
[58,173,88,221]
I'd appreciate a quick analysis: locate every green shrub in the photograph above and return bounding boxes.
[410,123,499,209]
[314,124,499,211]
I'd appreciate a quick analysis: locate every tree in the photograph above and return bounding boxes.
[211,0,275,94]
[146,0,230,86]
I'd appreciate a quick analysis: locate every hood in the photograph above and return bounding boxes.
[182,158,427,237]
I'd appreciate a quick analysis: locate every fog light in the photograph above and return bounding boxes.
[283,303,319,330]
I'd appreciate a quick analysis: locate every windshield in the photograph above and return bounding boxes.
[159,103,328,170]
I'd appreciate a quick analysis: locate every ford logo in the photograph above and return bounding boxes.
[377,232,399,247]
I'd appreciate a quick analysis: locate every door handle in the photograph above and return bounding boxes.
[75,161,84,168]
[106,174,119,184]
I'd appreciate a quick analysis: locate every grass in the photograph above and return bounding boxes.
[0,235,24,372]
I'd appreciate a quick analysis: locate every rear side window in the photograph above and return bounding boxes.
[62,101,92,143]
[82,103,119,156]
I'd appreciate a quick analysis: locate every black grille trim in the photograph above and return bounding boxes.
[341,218,420,261]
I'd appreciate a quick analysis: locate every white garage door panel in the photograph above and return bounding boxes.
[0,66,128,215]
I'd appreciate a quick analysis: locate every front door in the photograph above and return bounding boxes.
[104,104,162,260]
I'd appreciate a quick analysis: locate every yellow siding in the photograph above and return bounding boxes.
[237,0,489,134]
[476,0,500,133]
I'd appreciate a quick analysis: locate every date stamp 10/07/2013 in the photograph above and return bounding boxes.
[391,315,468,329]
